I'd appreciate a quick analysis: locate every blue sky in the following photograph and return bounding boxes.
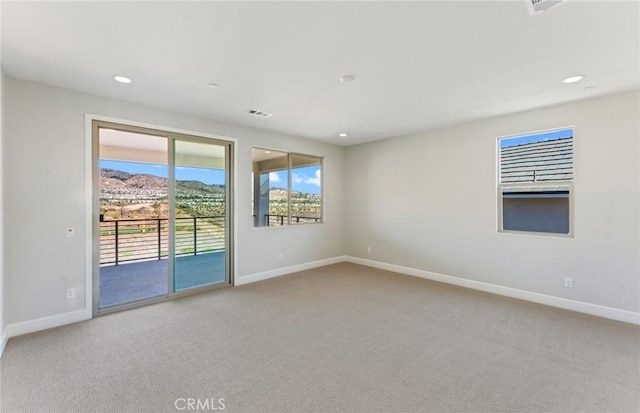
[268,165,321,194]
[100,160,225,185]
[500,128,573,148]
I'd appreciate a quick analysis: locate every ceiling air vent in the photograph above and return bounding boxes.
[248,109,273,118]
[525,0,568,16]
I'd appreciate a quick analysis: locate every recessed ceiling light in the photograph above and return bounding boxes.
[208,83,219,89]
[340,75,355,83]
[339,133,348,137]
[562,75,584,84]
[583,85,595,90]
[113,75,132,84]
[265,151,272,154]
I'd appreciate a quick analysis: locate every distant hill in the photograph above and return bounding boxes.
[100,168,224,194]
[101,169,136,181]
[100,168,318,220]
[177,180,225,195]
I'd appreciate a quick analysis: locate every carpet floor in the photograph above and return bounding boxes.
[1,263,638,412]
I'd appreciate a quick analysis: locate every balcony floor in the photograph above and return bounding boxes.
[99,251,225,308]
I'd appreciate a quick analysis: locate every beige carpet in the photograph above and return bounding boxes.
[1,263,638,412]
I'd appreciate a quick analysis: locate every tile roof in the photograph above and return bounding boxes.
[500,136,573,184]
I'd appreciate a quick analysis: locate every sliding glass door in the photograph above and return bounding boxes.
[172,139,229,291]
[94,121,233,315]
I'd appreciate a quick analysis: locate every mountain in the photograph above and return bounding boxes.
[176,180,225,195]
[125,173,168,190]
[100,169,135,181]
[100,168,224,194]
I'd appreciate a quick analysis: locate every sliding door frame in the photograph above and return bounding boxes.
[90,118,235,316]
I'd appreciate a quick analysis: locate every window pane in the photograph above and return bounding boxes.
[291,154,322,224]
[499,129,573,235]
[500,129,573,184]
[263,170,289,226]
[502,188,570,234]
[174,139,227,291]
[252,148,288,227]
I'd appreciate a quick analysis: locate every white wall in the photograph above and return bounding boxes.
[0,68,7,355]
[346,90,640,313]
[5,77,346,326]
[4,74,637,333]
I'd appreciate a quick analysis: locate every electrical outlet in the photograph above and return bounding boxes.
[564,277,574,288]
[66,227,75,238]
[366,246,372,254]
[66,288,75,299]
[278,252,284,261]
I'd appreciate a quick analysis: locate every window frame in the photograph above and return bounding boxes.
[252,147,324,228]
[496,127,575,238]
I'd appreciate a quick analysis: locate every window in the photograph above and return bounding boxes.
[252,148,322,227]
[498,128,573,235]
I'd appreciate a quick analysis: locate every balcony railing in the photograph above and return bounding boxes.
[264,214,321,226]
[99,216,225,266]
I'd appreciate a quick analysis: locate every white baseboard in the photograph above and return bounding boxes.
[236,256,346,286]
[7,309,92,338]
[6,255,636,345]
[6,257,346,338]
[346,256,640,325]
[0,329,7,358]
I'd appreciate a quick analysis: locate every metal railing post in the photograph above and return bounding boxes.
[193,217,197,256]
[157,218,161,260]
[115,220,119,266]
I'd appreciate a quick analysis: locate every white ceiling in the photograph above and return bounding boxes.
[2,1,638,146]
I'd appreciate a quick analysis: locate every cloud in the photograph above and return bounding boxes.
[306,169,321,186]
[293,169,321,187]
[269,172,281,182]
